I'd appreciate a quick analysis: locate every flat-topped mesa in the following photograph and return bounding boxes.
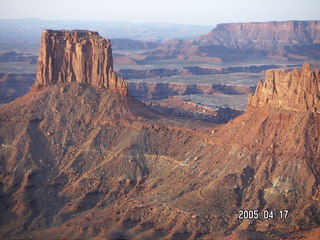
[248,63,320,113]
[206,21,320,48]
[32,30,128,94]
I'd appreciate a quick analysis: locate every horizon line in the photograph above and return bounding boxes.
[0,18,320,27]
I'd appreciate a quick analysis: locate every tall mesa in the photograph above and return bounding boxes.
[201,20,320,48]
[32,30,127,94]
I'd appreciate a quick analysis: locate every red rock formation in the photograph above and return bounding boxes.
[153,21,320,62]
[248,63,320,112]
[198,21,320,48]
[1,56,320,239]
[33,30,127,94]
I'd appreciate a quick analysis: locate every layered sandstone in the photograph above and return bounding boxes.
[33,30,127,94]
[153,21,320,62]
[248,63,320,112]
[196,20,320,48]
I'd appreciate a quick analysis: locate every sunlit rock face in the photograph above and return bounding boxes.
[249,63,320,113]
[33,30,127,94]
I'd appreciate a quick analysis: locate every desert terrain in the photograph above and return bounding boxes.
[1,20,320,123]
[0,21,319,239]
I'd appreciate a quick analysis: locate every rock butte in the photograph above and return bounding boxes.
[33,30,128,94]
[248,63,320,113]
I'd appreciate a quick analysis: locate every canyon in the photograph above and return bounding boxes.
[115,64,300,80]
[0,73,35,103]
[1,20,319,120]
[0,29,319,240]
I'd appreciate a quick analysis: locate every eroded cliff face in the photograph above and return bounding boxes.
[154,21,320,62]
[33,30,127,94]
[248,63,320,113]
[200,21,320,48]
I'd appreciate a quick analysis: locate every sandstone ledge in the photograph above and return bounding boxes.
[248,63,320,113]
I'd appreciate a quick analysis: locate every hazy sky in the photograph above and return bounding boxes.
[2,0,319,25]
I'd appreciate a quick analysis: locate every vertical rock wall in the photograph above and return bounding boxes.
[33,30,127,94]
[248,63,320,112]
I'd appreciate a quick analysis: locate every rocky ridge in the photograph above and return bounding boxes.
[249,63,320,112]
[33,30,127,94]
[150,21,320,62]
[197,21,320,48]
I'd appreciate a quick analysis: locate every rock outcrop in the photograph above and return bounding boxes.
[33,30,127,94]
[248,63,320,112]
[196,21,320,48]
[153,21,320,62]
